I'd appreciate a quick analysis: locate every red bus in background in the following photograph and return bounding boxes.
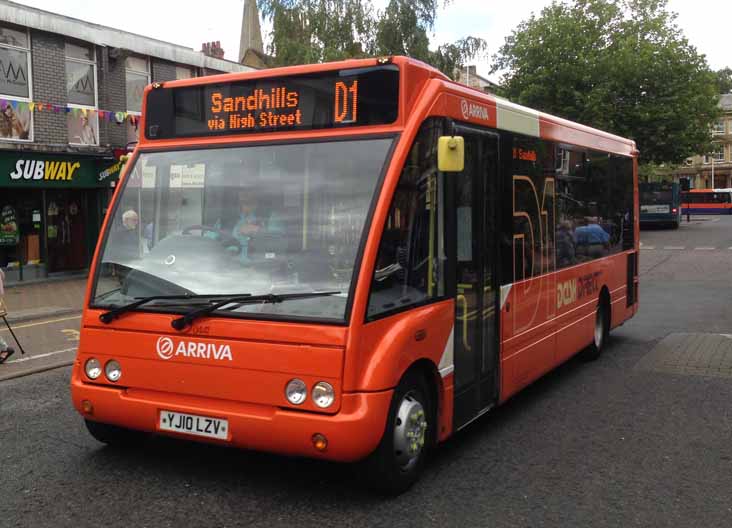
[681,188,732,215]
[70,56,639,494]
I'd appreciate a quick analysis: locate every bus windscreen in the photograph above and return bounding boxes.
[144,66,399,139]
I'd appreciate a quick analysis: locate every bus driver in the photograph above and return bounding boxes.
[231,189,284,263]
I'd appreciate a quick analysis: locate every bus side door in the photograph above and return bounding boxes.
[451,126,500,429]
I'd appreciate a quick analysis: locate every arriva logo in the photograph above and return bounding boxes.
[155,336,233,362]
[460,99,490,122]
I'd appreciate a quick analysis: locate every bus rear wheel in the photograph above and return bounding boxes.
[581,296,610,361]
[362,371,433,496]
[85,419,146,447]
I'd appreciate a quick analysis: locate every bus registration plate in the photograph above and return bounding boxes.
[159,410,228,440]
[641,204,670,214]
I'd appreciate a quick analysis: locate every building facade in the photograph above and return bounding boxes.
[673,94,732,190]
[455,65,499,94]
[0,1,250,284]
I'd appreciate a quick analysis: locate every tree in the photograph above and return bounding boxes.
[716,68,732,94]
[492,0,720,165]
[259,0,374,65]
[258,0,486,79]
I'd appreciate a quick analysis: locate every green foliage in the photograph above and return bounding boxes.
[257,0,486,78]
[716,68,732,94]
[492,0,720,165]
[259,0,374,65]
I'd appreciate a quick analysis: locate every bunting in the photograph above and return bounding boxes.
[0,98,141,124]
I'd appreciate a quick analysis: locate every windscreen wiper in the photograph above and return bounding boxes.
[170,291,341,331]
[99,293,252,324]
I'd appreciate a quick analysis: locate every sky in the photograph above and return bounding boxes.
[11,0,732,83]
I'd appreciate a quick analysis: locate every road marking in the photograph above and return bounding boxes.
[61,329,80,341]
[642,246,655,250]
[0,315,81,332]
[694,247,716,250]
[663,246,685,250]
[5,347,77,364]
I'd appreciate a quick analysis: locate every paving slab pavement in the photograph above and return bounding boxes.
[2,277,87,324]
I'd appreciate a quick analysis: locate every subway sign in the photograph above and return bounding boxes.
[0,154,119,188]
[10,159,82,181]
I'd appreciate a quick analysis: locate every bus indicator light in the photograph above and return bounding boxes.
[312,433,328,451]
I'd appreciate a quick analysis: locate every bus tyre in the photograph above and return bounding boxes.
[362,371,433,496]
[581,297,610,362]
[85,419,145,447]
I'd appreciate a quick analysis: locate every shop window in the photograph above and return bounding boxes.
[125,55,149,144]
[66,41,98,146]
[367,119,446,319]
[0,24,32,142]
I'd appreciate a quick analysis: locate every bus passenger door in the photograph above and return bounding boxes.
[451,127,500,429]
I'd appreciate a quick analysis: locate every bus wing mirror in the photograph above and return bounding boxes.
[680,178,690,192]
[438,136,464,172]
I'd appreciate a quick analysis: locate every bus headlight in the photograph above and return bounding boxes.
[285,379,307,405]
[85,358,102,380]
[105,360,122,382]
[312,382,335,408]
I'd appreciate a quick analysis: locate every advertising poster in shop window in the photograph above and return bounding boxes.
[0,103,30,140]
[0,205,19,246]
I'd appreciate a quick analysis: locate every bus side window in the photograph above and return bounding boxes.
[367,119,446,319]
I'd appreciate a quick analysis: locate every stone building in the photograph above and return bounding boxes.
[673,94,732,189]
[455,65,499,94]
[0,0,250,284]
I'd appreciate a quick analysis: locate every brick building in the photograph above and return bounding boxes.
[0,0,250,284]
[673,94,732,190]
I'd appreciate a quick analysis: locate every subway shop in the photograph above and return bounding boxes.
[0,152,121,283]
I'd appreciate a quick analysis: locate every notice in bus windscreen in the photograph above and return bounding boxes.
[144,66,399,139]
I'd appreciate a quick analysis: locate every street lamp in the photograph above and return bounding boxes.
[711,154,715,189]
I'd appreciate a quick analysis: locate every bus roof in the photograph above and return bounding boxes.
[139,56,637,156]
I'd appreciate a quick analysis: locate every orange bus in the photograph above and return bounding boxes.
[681,188,732,215]
[71,56,639,494]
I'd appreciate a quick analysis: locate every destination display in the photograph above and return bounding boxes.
[144,66,399,139]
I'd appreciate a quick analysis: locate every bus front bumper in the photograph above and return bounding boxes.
[71,368,393,462]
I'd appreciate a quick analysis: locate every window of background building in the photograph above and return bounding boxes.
[0,24,32,141]
[125,55,149,144]
[175,65,195,80]
[704,147,725,164]
[713,120,725,136]
[66,41,98,146]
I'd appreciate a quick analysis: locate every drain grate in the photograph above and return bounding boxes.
[635,333,732,379]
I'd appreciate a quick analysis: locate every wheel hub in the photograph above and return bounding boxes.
[393,394,428,470]
[594,308,604,348]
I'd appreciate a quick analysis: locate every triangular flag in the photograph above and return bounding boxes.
[28,102,35,111]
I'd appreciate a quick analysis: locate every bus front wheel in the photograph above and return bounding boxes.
[85,419,146,447]
[362,371,434,495]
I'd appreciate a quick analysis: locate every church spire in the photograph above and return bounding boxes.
[239,0,264,63]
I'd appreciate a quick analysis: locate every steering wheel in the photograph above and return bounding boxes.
[181,225,242,251]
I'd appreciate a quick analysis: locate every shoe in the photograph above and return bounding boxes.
[0,347,14,364]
